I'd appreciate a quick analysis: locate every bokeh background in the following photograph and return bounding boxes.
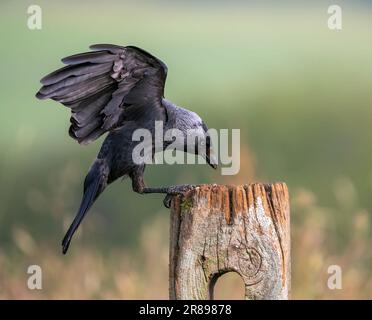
[1,0,372,299]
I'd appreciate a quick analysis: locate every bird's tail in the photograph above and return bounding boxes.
[62,159,109,254]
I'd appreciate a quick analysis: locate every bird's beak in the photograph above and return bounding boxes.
[206,148,218,169]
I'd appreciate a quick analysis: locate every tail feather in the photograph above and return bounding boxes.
[62,161,108,254]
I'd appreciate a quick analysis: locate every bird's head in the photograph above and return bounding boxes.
[163,102,218,169]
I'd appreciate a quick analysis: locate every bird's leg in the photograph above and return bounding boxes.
[143,184,196,208]
[141,186,169,194]
[130,168,196,208]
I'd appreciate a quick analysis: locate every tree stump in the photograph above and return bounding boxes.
[169,183,290,300]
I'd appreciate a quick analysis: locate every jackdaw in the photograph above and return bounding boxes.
[36,44,217,254]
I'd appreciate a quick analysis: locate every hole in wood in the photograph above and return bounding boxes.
[210,271,245,300]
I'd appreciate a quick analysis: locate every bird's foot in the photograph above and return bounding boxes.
[142,184,196,208]
[163,184,196,208]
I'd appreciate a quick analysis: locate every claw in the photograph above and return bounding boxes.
[163,194,172,208]
[143,184,196,209]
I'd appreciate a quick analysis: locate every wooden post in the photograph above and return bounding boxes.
[169,183,290,300]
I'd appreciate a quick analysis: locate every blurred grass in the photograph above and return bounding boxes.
[0,0,372,299]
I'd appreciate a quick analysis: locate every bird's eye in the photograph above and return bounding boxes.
[200,141,205,146]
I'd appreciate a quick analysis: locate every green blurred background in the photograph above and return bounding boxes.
[0,0,371,299]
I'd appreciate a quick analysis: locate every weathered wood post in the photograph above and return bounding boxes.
[169,183,290,300]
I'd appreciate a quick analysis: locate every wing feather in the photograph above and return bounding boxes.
[40,63,112,86]
[36,44,168,144]
[61,51,117,65]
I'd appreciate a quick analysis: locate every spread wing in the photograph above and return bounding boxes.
[36,44,168,144]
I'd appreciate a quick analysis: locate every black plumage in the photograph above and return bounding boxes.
[36,44,217,254]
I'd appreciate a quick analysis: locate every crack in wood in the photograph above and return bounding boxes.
[264,184,286,286]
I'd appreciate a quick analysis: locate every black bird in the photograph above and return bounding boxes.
[36,44,217,254]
